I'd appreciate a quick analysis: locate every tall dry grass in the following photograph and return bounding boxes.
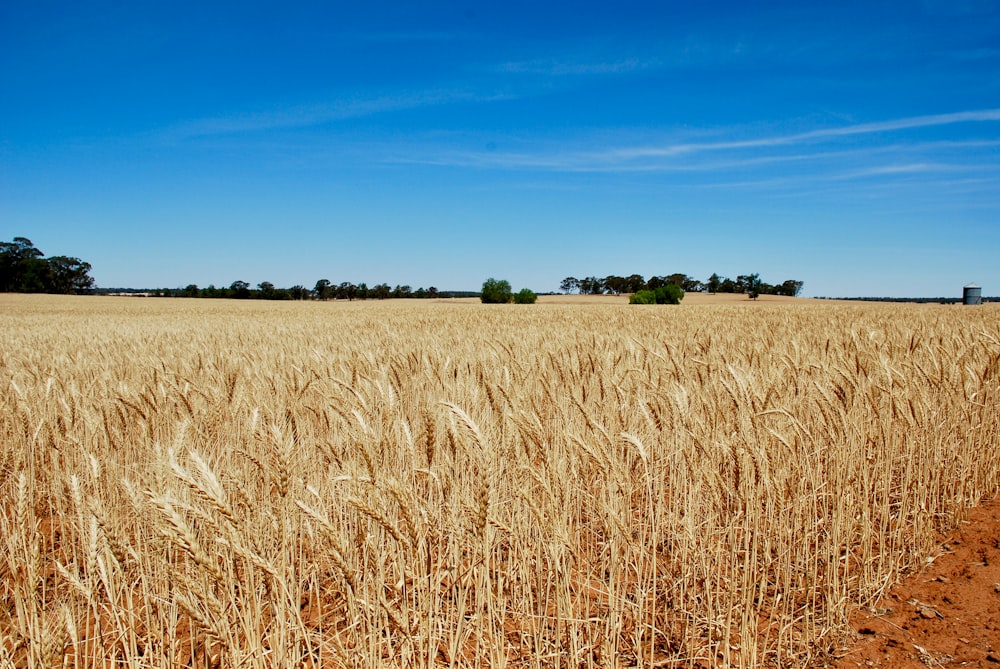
[1,294,998,668]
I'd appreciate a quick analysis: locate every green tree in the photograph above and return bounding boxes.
[480,278,513,303]
[706,273,721,294]
[45,256,94,293]
[513,288,537,304]
[257,281,276,298]
[666,273,687,287]
[682,276,703,292]
[603,275,627,295]
[313,279,332,300]
[1,238,44,292]
[1,238,95,294]
[625,274,646,293]
[230,280,251,299]
[559,277,579,294]
[775,279,804,297]
[0,238,42,288]
[738,273,762,300]
[578,276,604,295]
[337,282,358,300]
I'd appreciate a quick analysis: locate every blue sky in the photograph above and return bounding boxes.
[2,1,999,296]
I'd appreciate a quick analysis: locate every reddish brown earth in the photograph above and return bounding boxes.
[833,496,1000,668]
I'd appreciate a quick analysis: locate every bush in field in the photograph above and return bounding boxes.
[630,284,684,304]
[480,278,513,303]
[630,290,657,304]
[513,288,537,304]
[656,284,684,304]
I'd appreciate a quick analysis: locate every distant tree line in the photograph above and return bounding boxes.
[815,296,997,304]
[124,280,479,300]
[559,272,803,298]
[0,237,95,294]
[4,235,809,303]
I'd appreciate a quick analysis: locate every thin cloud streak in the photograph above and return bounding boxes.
[676,171,979,195]
[378,109,1000,175]
[610,109,1000,159]
[389,146,868,173]
[161,89,512,140]
[670,161,1000,195]
[386,115,1000,176]
[833,163,941,179]
[495,57,658,76]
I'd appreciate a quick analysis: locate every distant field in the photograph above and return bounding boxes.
[2,294,998,668]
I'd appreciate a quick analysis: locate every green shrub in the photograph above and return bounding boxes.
[513,288,537,304]
[480,278,513,303]
[630,285,684,305]
[654,284,684,304]
[629,290,657,304]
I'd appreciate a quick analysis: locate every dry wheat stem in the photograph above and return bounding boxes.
[0,295,997,668]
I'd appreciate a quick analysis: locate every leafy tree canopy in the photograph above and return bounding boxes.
[630,284,684,305]
[562,271,802,298]
[0,237,94,294]
[480,278,513,304]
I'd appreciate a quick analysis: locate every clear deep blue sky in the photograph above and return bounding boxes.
[2,1,999,296]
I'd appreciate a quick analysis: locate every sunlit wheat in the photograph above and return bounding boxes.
[1,294,998,668]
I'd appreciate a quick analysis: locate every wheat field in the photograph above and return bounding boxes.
[1,294,998,668]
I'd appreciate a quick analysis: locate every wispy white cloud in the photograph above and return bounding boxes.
[663,163,999,197]
[386,109,1000,175]
[374,109,1000,204]
[797,108,1000,137]
[494,57,658,76]
[391,146,854,173]
[396,149,996,182]
[161,89,511,140]
[831,163,951,179]
[606,109,1000,160]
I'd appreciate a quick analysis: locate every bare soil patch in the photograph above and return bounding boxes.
[834,495,1000,668]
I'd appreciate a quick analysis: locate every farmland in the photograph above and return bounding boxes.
[1,294,998,668]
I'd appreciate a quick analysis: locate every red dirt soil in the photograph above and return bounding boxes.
[833,496,1000,668]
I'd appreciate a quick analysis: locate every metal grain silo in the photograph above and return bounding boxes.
[963,283,982,305]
